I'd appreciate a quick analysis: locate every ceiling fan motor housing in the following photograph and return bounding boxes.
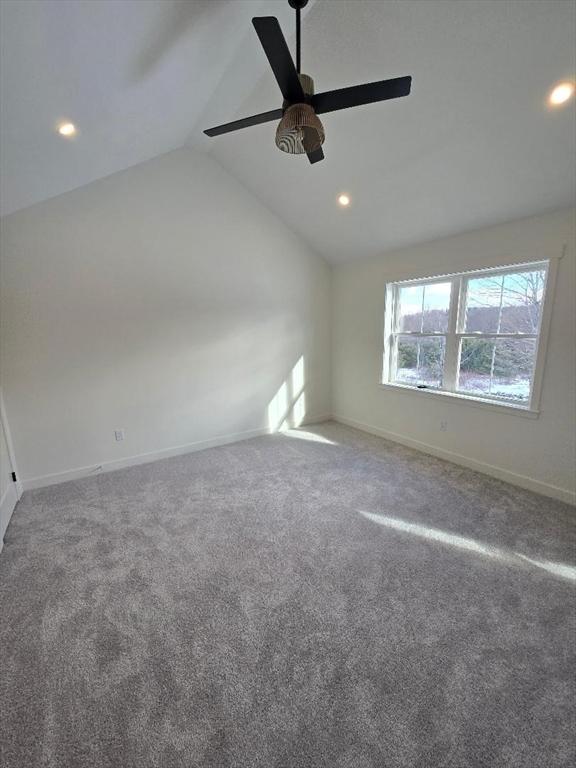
[276,74,325,154]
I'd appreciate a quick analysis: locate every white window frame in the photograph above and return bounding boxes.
[381,258,559,417]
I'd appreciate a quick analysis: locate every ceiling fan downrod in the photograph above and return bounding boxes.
[288,0,308,74]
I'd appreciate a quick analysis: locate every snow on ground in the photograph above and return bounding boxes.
[396,369,529,401]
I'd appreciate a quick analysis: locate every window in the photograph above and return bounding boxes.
[382,261,552,411]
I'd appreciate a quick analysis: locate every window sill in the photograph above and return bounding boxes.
[378,382,540,419]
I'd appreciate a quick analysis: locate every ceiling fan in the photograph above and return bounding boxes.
[204,0,412,164]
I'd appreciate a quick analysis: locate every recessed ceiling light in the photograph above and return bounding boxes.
[338,194,350,207]
[548,81,575,106]
[58,122,77,137]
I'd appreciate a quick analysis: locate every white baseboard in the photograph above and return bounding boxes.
[24,412,571,505]
[22,425,272,491]
[301,413,333,425]
[21,415,333,492]
[0,482,19,551]
[333,414,576,506]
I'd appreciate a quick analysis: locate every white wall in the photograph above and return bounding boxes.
[0,149,331,487]
[0,414,12,508]
[332,208,576,504]
[2,150,573,504]
[0,398,20,546]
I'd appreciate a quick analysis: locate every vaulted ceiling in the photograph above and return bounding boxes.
[1,0,575,262]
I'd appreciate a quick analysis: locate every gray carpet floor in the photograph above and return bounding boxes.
[0,421,574,768]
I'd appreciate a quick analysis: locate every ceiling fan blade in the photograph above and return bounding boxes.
[312,76,412,115]
[252,17,305,103]
[307,146,324,164]
[204,109,283,137]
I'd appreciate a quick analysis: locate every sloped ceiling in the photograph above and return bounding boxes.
[1,0,575,263]
[0,0,307,215]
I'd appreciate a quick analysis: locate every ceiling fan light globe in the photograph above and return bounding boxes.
[275,103,325,154]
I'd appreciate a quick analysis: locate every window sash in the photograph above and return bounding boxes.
[384,261,550,409]
[391,334,447,390]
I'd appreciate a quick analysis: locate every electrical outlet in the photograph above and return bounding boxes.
[440,420,448,432]
[114,429,125,442]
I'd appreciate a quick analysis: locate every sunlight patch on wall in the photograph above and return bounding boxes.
[292,356,305,396]
[268,356,306,432]
[268,381,289,432]
[292,391,306,428]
